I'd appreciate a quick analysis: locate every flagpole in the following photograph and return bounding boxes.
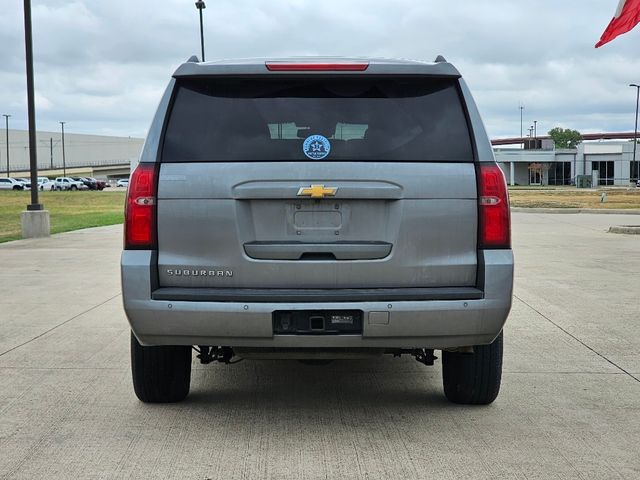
[631,83,639,184]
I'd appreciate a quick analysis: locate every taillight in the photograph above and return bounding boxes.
[124,163,159,250]
[477,163,511,249]
[265,62,369,71]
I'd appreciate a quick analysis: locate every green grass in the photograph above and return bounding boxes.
[0,190,126,243]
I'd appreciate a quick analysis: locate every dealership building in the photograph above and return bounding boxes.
[494,140,638,186]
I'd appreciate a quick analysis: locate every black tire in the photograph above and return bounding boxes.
[70,185,77,191]
[442,331,503,405]
[131,332,192,403]
[13,186,22,190]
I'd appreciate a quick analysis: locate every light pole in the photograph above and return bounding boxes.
[195,1,206,62]
[23,0,41,210]
[630,84,639,184]
[60,121,66,177]
[519,104,524,150]
[2,114,9,177]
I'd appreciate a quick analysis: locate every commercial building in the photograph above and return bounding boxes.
[0,129,143,179]
[495,140,639,186]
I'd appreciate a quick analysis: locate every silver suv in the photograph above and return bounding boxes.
[121,56,513,405]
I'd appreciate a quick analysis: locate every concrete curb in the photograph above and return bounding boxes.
[608,225,640,234]
[511,207,640,215]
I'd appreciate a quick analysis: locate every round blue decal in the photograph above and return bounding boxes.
[303,135,331,160]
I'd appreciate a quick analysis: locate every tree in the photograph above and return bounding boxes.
[548,127,582,149]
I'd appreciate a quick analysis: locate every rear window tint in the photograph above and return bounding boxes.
[161,77,473,162]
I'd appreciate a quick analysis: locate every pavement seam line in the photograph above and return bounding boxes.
[513,294,640,384]
[0,293,122,358]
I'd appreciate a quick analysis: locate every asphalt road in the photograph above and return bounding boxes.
[1,213,639,479]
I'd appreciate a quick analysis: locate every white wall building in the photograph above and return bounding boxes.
[0,129,144,174]
[494,141,638,186]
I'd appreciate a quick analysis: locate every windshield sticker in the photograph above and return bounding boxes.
[303,135,331,160]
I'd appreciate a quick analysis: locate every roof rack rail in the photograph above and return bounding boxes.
[187,55,199,63]
[434,55,447,63]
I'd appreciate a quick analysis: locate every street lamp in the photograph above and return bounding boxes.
[519,104,524,150]
[60,121,66,177]
[2,114,9,177]
[23,0,42,211]
[630,84,640,184]
[195,1,206,62]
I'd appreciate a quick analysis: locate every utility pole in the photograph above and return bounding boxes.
[3,114,10,177]
[50,137,53,169]
[23,0,41,210]
[631,84,639,184]
[195,1,206,62]
[20,0,49,238]
[60,121,66,177]
[519,104,524,150]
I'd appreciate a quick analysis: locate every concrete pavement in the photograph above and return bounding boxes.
[1,214,639,479]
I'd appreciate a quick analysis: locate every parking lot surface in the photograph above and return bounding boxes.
[1,213,639,479]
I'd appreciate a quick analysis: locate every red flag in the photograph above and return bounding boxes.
[596,0,640,47]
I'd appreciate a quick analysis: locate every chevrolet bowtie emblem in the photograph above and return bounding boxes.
[297,184,338,198]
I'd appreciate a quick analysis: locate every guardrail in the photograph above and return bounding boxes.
[2,158,131,173]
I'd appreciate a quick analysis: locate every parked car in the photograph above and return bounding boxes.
[70,176,96,190]
[15,178,31,189]
[122,56,513,405]
[37,177,55,191]
[54,177,85,191]
[87,177,107,190]
[0,178,25,190]
[116,178,129,188]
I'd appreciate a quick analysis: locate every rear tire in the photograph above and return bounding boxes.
[442,331,503,405]
[131,333,192,403]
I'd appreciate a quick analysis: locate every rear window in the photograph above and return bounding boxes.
[161,77,473,162]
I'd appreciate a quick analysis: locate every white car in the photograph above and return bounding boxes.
[54,177,85,191]
[37,177,55,191]
[15,178,31,188]
[116,178,129,188]
[0,178,25,190]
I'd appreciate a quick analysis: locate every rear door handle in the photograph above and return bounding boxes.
[243,242,392,260]
[232,181,403,199]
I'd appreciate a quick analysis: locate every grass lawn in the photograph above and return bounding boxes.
[509,188,640,209]
[0,190,125,243]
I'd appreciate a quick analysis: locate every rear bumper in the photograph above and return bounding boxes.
[121,250,513,349]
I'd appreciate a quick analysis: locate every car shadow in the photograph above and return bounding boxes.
[183,356,455,410]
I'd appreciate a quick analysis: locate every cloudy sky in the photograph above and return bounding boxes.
[1,0,639,139]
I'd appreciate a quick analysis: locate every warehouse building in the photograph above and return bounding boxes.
[0,129,143,178]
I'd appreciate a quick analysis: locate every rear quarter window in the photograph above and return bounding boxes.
[161,76,473,162]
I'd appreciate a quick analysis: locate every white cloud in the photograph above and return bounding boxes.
[0,0,638,138]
